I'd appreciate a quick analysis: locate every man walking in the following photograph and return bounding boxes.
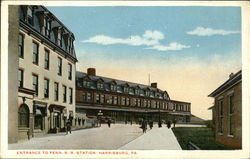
[66,119,71,135]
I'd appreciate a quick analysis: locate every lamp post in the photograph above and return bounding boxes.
[97,110,103,127]
[173,109,176,128]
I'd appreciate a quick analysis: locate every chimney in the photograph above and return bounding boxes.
[229,73,234,79]
[87,68,96,76]
[151,82,157,88]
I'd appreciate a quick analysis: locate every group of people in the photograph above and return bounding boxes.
[139,120,176,133]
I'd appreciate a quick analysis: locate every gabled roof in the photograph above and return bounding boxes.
[208,70,241,97]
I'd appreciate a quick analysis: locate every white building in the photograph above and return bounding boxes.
[17,5,77,140]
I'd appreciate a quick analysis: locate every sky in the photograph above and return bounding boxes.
[47,6,242,120]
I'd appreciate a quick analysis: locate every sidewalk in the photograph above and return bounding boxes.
[118,126,182,150]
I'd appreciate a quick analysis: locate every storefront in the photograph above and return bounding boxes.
[48,104,66,133]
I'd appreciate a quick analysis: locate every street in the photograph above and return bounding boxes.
[9,123,181,150]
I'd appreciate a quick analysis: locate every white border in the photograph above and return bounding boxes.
[1,1,250,159]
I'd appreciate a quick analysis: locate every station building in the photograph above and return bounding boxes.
[208,70,242,149]
[17,5,77,140]
[75,68,191,126]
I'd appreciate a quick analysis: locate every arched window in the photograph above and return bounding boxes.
[18,104,30,128]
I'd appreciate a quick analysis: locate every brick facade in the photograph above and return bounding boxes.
[209,71,242,149]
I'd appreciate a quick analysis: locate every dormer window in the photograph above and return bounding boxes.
[146,91,150,97]
[110,84,117,92]
[124,87,129,93]
[27,7,33,25]
[68,37,73,54]
[83,80,90,87]
[97,82,103,89]
[44,17,51,38]
[58,31,62,47]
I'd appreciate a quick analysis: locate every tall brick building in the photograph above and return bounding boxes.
[75,68,191,126]
[208,70,242,149]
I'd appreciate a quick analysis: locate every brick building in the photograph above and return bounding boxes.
[208,70,242,149]
[75,68,191,126]
[16,5,77,141]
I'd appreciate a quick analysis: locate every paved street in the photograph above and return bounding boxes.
[9,124,181,150]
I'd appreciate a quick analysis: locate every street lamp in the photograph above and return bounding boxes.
[173,109,176,128]
[97,110,103,127]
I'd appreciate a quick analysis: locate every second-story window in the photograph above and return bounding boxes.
[87,93,92,102]
[32,74,38,96]
[113,96,118,105]
[32,42,39,65]
[44,78,49,98]
[100,94,105,103]
[18,34,24,58]
[121,97,125,106]
[54,82,59,101]
[126,98,130,106]
[69,88,73,104]
[18,69,24,88]
[96,94,100,103]
[63,85,67,103]
[44,49,50,70]
[68,63,72,80]
[57,57,62,75]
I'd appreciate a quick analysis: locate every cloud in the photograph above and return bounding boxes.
[82,30,164,46]
[187,26,240,36]
[146,42,191,51]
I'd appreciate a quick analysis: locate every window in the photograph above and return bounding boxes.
[121,97,125,106]
[69,88,73,104]
[18,104,29,128]
[68,37,73,54]
[87,93,91,102]
[135,89,139,95]
[44,17,51,38]
[138,99,141,107]
[32,74,38,95]
[228,94,234,136]
[113,96,118,105]
[97,82,103,89]
[100,94,105,103]
[27,7,33,25]
[68,63,72,80]
[58,57,62,75]
[44,79,49,98]
[110,84,116,91]
[18,34,24,58]
[218,99,224,134]
[83,80,90,87]
[44,49,50,69]
[126,98,130,106]
[96,94,100,103]
[58,31,62,47]
[124,87,129,93]
[63,85,67,103]
[54,82,59,101]
[18,69,24,88]
[33,42,39,65]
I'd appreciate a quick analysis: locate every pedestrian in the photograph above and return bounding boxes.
[107,119,111,128]
[167,121,171,129]
[158,120,162,128]
[173,119,176,128]
[66,119,71,135]
[149,121,153,129]
[142,120,147,133]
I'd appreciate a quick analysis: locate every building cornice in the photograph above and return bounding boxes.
[20,20,78,63]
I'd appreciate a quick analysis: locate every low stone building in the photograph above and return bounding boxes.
[208,70,242,149]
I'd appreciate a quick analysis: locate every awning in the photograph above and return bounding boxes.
[35,109,42,115]
[168,112,191,116]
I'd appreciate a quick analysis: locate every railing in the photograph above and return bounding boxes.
[187,141,200,150]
